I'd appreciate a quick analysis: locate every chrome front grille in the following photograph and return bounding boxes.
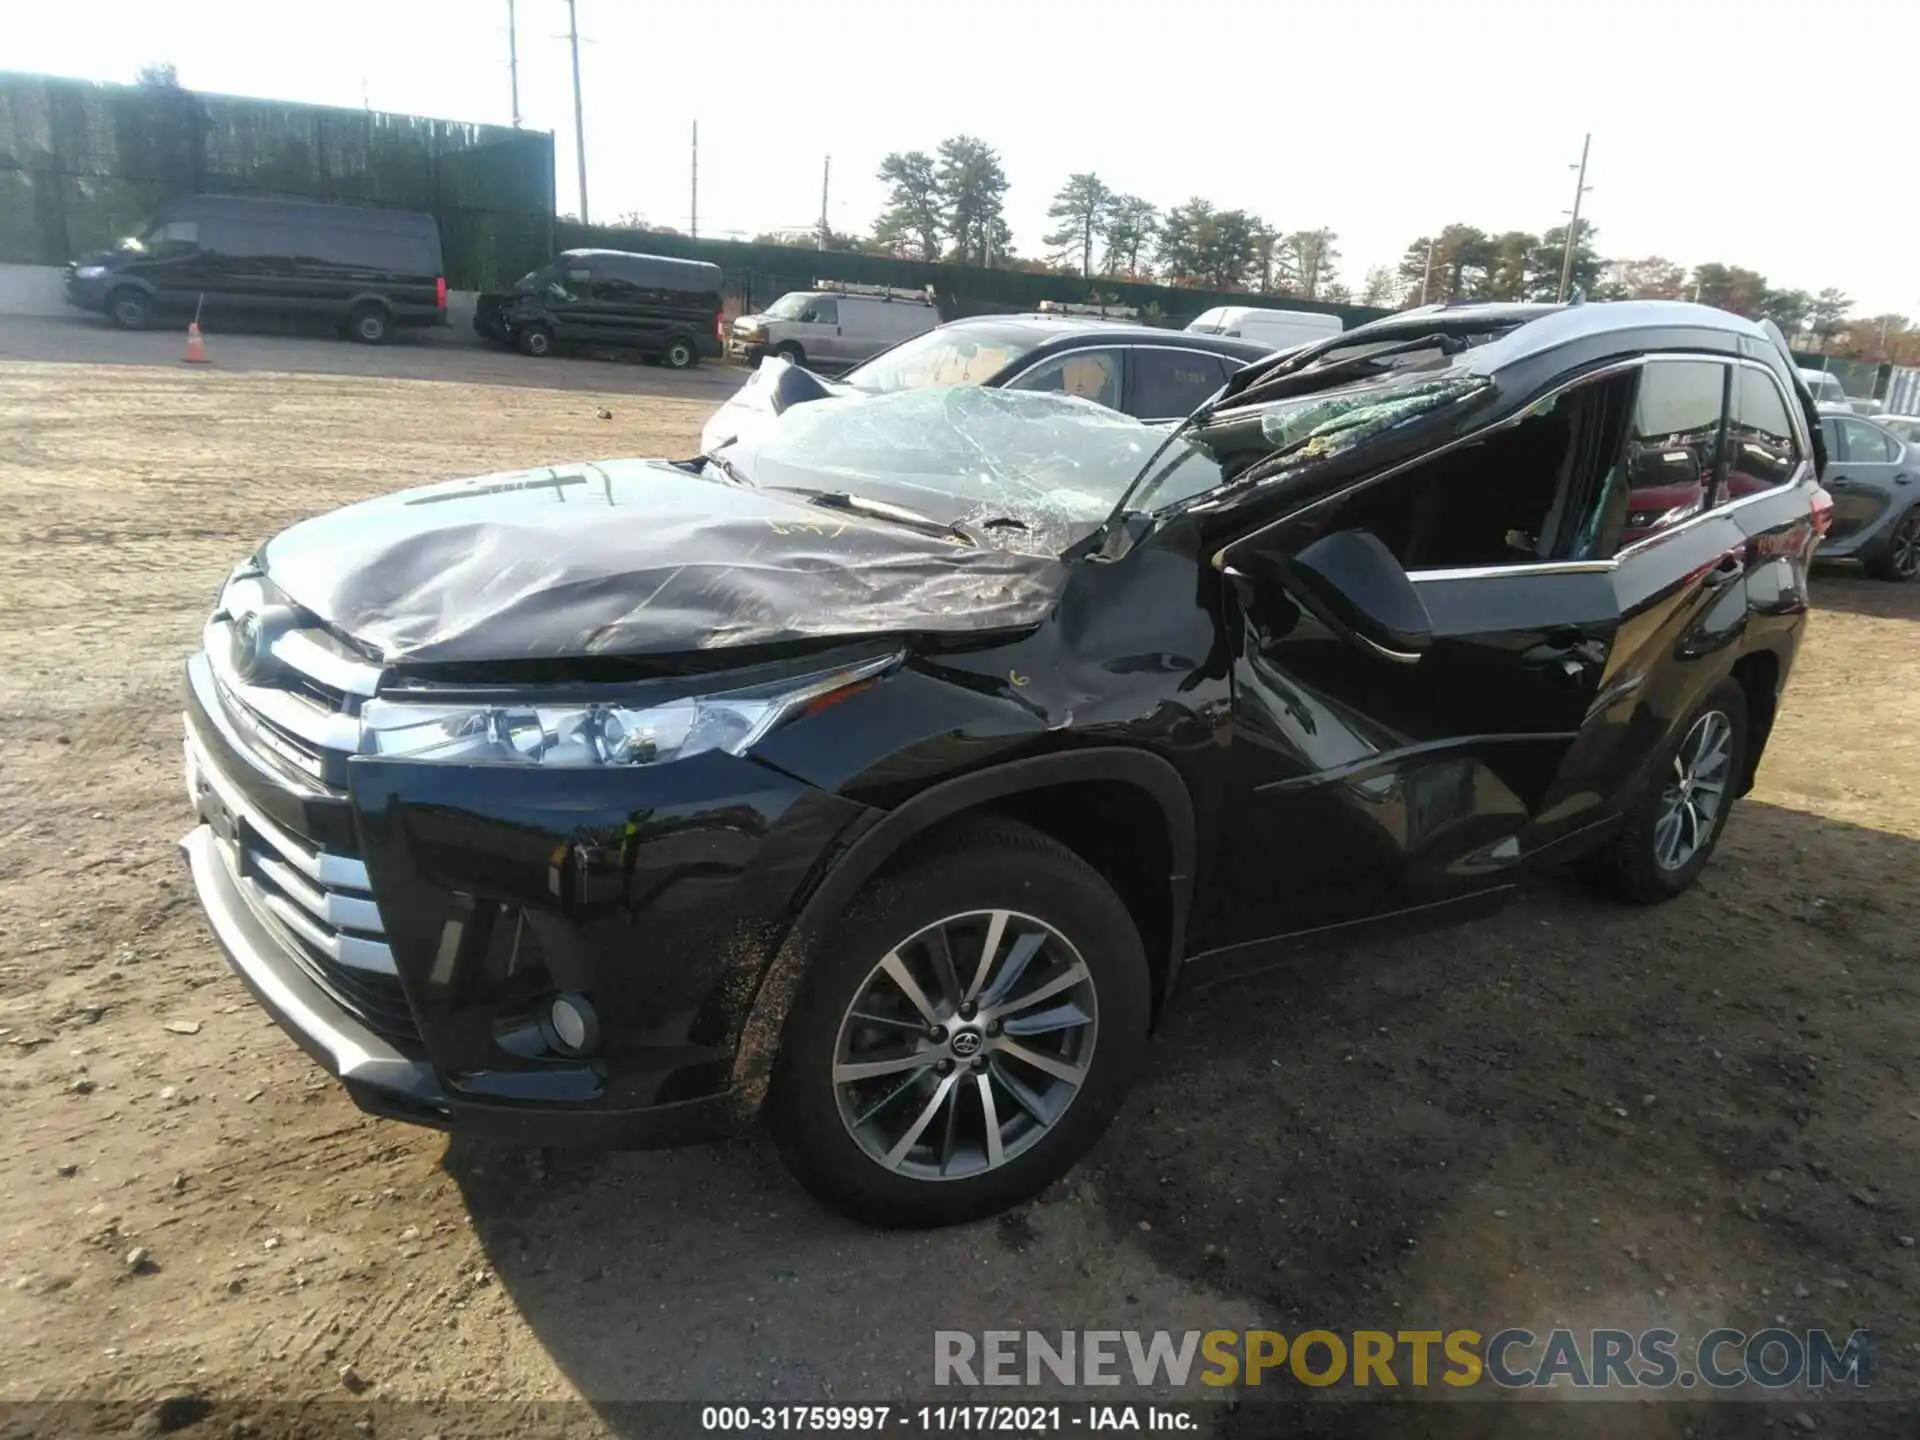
[191,588,416,1043]
[185,721,418,1045]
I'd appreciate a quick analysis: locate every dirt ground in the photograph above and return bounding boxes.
[2,358,1918,1436]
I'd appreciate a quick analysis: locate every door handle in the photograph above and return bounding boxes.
[1896,474,1912,486]
[1702,551,1745,590]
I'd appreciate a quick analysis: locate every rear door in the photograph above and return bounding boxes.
[1124,346,1234,422]
[1824,416,1911,545]
[1004,345,1128,413]
[1195,354,1753,949]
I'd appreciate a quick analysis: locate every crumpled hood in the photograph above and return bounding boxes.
[260,459,1063,665]
[699,357,857,454]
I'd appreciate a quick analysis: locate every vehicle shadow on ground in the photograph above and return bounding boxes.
[444,800,1920,1427]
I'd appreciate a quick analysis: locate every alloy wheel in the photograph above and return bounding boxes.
[1892,515,1920,579]
[832,909,1099,1181]
[1654,709,1733,870]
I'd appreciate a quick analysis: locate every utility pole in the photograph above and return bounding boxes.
[1419,238,1435,306]
[1556,132,1592,303]
[819,155,831,251]
[690,121,699,238]
[507,0,520,127]
[566,0,589,223]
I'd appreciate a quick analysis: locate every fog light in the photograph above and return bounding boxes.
[539,991,600,1058]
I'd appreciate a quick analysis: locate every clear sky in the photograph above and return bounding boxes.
[7,0,1916,314]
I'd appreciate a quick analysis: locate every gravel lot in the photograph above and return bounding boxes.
[1,349,1917,1436]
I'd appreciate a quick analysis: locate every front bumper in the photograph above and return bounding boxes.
[180,823,745,1144]
[178,646,864,1148]
[64,274,109,311]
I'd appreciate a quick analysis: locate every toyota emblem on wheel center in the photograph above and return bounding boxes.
[950,1030,982,1058]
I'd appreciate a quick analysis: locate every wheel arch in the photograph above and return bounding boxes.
[725,748,1196,1111]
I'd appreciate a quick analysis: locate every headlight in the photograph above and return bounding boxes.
[74,265,107,279]
[359,653,899,767]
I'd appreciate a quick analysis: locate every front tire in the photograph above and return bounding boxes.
[106,288,151,330]
[774,342,805,369]
[769,819,1150,1227]
[518,323,555,358]
[1864,509,1920,582]
[1580,679,1749,904]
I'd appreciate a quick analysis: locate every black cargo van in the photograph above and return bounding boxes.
[474,249,724,367]
[65,196,446,343]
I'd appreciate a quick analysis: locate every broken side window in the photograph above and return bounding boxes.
[1274,369,1642,571]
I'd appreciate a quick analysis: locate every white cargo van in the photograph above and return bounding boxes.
[728,282,940,370]
[1186,305,1342,352]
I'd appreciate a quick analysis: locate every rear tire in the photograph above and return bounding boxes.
[769,818,1150,1228]
[518,323,555,358]
[106,288,151,330]
[347,302,390,345]
[661,335,698,370]
[1864,509,1920,582]
[1580,679,1749,904]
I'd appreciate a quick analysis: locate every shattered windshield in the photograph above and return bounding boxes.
[845,328,1034,393]
[720,387,1223,540]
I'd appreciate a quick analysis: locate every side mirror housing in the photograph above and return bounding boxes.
[1272,530,1432,662]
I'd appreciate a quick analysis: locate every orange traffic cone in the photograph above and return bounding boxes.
[182,321,209,365]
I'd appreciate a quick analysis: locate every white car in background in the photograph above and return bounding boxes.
[1186,304,1343,352]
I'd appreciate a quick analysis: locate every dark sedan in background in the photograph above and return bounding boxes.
[699,313,1273,454]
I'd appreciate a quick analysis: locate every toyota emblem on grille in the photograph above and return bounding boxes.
[229,604,293,684]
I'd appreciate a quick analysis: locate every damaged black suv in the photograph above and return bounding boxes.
[181,301,1830,1226]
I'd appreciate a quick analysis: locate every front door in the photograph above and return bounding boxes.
[1193,355,1748,953]
[548,263,595,343]
[131,218,216,318]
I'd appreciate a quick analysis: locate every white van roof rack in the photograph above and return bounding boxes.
[1035,299,1140,321]
[815,280,935,304]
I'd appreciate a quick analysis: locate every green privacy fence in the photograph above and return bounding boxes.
[0,71,555,289]
[555,222,1394,331]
